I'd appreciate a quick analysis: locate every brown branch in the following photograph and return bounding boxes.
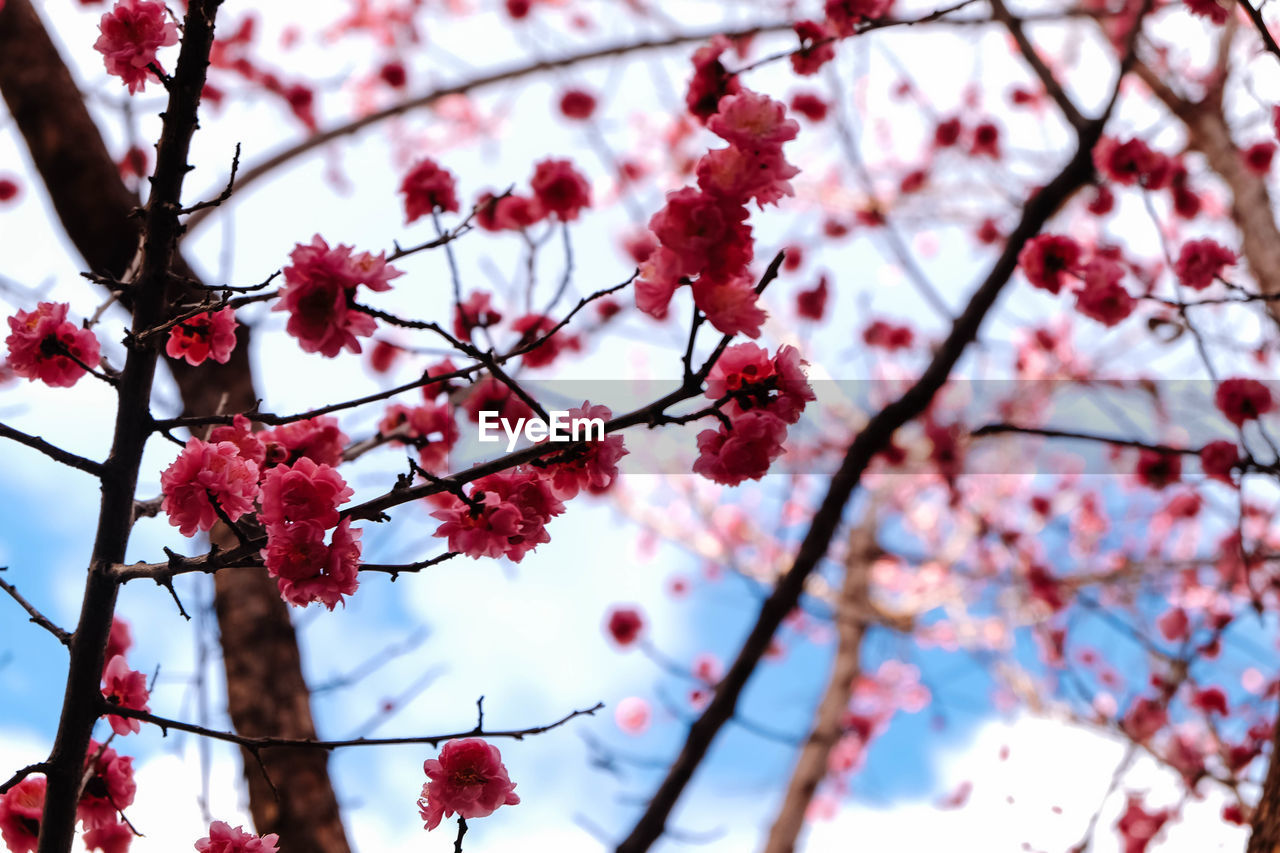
[0,422,104,476]
[0,573,71,646]
[991,0,1088,130]
[971,423,1204,455]
[762,514,879,853]
[100,700,603,751]
[1236,0,1280,62]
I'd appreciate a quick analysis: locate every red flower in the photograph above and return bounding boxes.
[0,776,44,853]
[104,617,133,669]
[1174,238,1235,290]
[693,410,789,485]
[165,307,239,366]
[789,92,829,121]
[379,400,458,474]
[605,606,646,647]
[77,741,136,830]
[368,339,401,374]
[1116,796,1169,853]
[400,158,460,221]
[1244,141,1275,175]
[970,121,1001,158]
[542,402,627,498]
[707,90,800,150]
[462,376,534,425]
[1017,234,1081,294]
[419,739,520,831]
[1135,449,1182,489]
[691,275,768,338]
[511,313,580,368]
[82,820,132,853]
[1216,378,1273,426]
[686,36,741,120]
[260,415,349,467]
[0,177,20,202]
[259,457,353,530]
[94,0,178,94]
[934,117,962,147]
[863,320,914,350]
[101,655,150,736]
[160,438,261,537]
[194,821,280,853]
[431,468,564,561]
[825,0,894,35]
[796,274,830,321]
[530,159,591,221]
[1184,0,1230,23]
[1095,137,1171,188]
[790,20,836,76]
[261,519,361,609]
[1200,439,1239,484]
[475,191,545,231]
[1121,697,1168,742]
[275,236,403,357]
[1191,686,1229,715]
[5,301,102,388]
[1074,261,1135,327]
[558,88,597,120]
[706,343,814,425]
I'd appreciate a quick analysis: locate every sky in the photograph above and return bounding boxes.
[2,0,1278,851]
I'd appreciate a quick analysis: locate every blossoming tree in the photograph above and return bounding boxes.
[2,0,1280,851]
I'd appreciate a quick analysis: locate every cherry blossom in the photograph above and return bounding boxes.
[418,739,520,831]
[76,741,136,830]
[5,302,102,388]
[1215,378,1273,427]
[0,776,45,853]
[529,159,592,221]
[160,438,261,537]
[194,821,280,853]
[94,0,178,94]
[259,457,353,530]
[165,307,239,366]
[400,157,460,221]
[101,654,150,736]
[261,519,361,609]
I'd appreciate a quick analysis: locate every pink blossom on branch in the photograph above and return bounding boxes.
[400,157,460,222]
[430,467,564,561]
[259,415,349,468]
[194,821,280,853]
[542,402,627,499]
[165,307,239,366]
[101,655,150,736]
[5,301,102,388]
[259,457,353,530]
[418,739,520,831]
[693,410,789,486]
[94,0,179,94]
[275,235,403,357]
[160,438,261,537]
[0,776,45,853]
[76,740,136,830]
[261,518,362,609]
[529,158,592,221]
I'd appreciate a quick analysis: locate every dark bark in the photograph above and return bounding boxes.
[0,2,350,850]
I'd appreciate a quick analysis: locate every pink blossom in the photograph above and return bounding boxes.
[418,739,520,831]
[1184,0,1230,23]
[208,414,267,467]
[462,376,534,426]
[94,0,178,94]
[691,275,768,338]
[791,20,836,76]
[275,236,403,357]
[430,468,563,561]
[104,618,133,671]
[165,307,239,366]
[511,313,580,368]
[259,457,353,530]
[262,519,361,609]
[529,159,592,221]
[453,291,503,340]
[1200,440,1238,484]
[707,91,800,151]
[5,301,102,388]
[696,144,799,208]
[706,343,814,425]
[543,402,627,499]
[0,776,44,853]
[796,274,830,321]
[825,0,894,34]
[160,438,261,537]
[101,655,150,736]
[401,157,460,221]
[1095,137,1171,188]
[693,410,788,485]
[615,697,652,735]
[77,741,136,830]
[475,191,546,231]
[379,401,459,474]
[260,415,348,467]
[83,820,133,853]
[1116,796,1169,853]
[686,36,741,120]
[194,821,280,853]
[558,89,597,120]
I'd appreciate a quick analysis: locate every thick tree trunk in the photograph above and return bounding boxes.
[0,3,350,850]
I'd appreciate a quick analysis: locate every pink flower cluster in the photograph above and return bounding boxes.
[1017,235,1136,327]
[0,776,45,853]
[94,0,178,94]
[159,415,363,608]
[475,159,592,231]
[431,467,565,562]
[418,739,520,831]
[636,89,801,338]
[275,236,403,357]
[5,302,102,388]
[400,157,460,222]
[165,307,239,366]
[194,821,279,853]
[694,344,814,485]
